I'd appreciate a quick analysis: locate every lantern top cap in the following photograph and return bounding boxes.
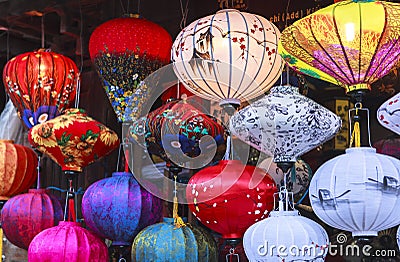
[269,210,299,217]
[345,147,376,154]
[112,171,133,177]
[0,140,14,144]
[216,9,241,14]
[122,13,140,18]
[58,221,81,227]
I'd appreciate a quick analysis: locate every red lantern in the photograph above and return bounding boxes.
[1,189,63,250]
[3,49,79,129]
[186,160,277,239]
[89,16,172,122]
[0,140,37,199]
[28,108,119,173]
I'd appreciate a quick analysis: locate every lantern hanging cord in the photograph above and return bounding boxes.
[179,0,190,29]
[349,102,362,148]
[41,15,45,48]
[173,175,186,228]
[36,155,41,189]
[223,134,232,160]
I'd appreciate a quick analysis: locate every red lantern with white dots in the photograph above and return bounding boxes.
[186,160,277,239]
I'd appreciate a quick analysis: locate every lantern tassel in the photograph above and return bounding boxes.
[349,106,361,147]
[172,175,186,228]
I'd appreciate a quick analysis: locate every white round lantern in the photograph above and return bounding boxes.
[172,9,283,107]
[310,147,400,237]
[397,226,400,250]
[377,92,400,135]
[243,210,329,261]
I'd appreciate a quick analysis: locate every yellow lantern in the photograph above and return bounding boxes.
[279,0,400,94]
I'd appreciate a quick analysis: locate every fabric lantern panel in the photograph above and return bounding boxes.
[186,160,277,239]
[377,92,400,135]
[172,9,283,106]
[309,147,400,237]
[230,85,342,163]
[1,189,63,250]
[89,16,172,122]
[243,210,329,261]
[28,108,119,172]
[82,172,162,246]
[3,49,79,129]
[28,221,108,262]
[132,217,218,262]
[0,140,37,200]
[279,1,400,93]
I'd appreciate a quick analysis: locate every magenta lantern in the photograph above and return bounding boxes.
[28,221,108,262]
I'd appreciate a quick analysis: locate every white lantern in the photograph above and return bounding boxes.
[230,85,342,163]
[243,210,329,261]
[377,92,400,135]
[397,226,400,250]
[309,147,400,237]
[172,9,283,107]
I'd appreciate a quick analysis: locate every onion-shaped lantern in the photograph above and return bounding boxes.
[28,221,108,262]
[3,49,79,129]
[172,9,283,108]
[1,189,63,250]
[186,160,277,239]
[243,210,329,261]
[279,0,400,94]
[0,140,37,200]
[230,85,342,164]
[89,15,172,122]
[28,108,119,173]
[377,92,400,135]
[309,147,400,236]
[82,171,162,245]
[132,217,218,262]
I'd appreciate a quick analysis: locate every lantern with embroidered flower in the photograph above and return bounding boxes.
[3,49,79,129]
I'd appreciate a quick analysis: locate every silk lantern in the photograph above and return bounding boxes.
[3,49,79,129]
[279,0,400,94]
[230,85,342,164]
[0,140,37,200]
[28,221,108,262]
[89,15,172,122]
[243,210,329,261]
[172,9,283,108]
[1,189,63,250]
[186,160,277,239]
[309,147,400,236]
[132,217,218,262]
[28,108,119,173]
[82,171,162,245]
[377,92,400,135]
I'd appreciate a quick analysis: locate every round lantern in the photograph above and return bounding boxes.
[230,85,342,163]
[82,171,162,245]
[309,147,400,236]
[243,210,329,261]
[377,92,400,135]
[28,221,108,262]
[279,0,400,93]
[28,108,119,173]
[132,217,218,262]
[3,49,79,129]
[397,226,400,250]
[186,160,277,239]
[89,15,172,122]
[1,189,63,250]
[0,140,37,200]
[172,9,283,107]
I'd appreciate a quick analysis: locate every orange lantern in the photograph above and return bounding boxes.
[0,140,37,200]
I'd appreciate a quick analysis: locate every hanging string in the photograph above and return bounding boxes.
[179,0,190,29]
[36,155,41,189]
[137,0,141,15]
[119,0,126,14]
[41,15,45,48]
[172,175,186,228]
[223,135,231,160]
[74,0,84,109]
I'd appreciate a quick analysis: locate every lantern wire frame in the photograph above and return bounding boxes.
[348,102,372,148]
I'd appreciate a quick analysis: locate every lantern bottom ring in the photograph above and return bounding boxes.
[352,230,378,237]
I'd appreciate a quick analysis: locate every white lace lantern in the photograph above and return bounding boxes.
[309,147,400,237]
[377,92,400,135]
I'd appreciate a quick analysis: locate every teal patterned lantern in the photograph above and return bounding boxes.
[132,217,217,262]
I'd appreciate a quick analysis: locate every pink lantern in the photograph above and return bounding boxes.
[28,221,108,262]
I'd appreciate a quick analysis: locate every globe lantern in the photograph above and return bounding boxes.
[1,189,63,250]
[132,217,218,262]
[82,171,162,246]
[243,210,329,261]
[186,160,277,240]
[309,147,400,236]
[377,92,400,135]
[279,0,400,95]
[28,221,108,262]
[89,15,172,122]
[3,49,79,129]
[0,140,37,200]
[172,9,283,109]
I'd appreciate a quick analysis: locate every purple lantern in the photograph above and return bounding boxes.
[28,221,108,262]
[82,172,162,245]
[1,189,63,250]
